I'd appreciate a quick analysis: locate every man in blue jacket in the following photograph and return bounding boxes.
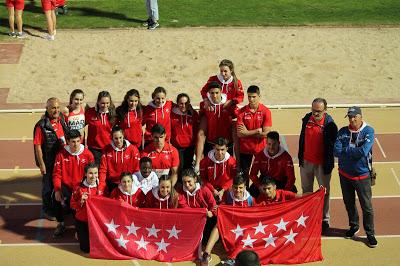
[298,98,337,233]
[334,106,377,248]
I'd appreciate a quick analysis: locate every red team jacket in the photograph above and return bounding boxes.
[170,106,199,148]
[144,188,186,209]
[249,147,296,190]
[85,107,112,150]
[116,110,143,148]
[256,189,297,205]
[110,184,145,207]
[237,104,272,154]
[142,101,172,143]
[199,94,237,143]
[141,142,179,177]
[200,150,237,192]
[70,180,102,222]
[178,183,216,211]
[200,75,244,104]
[99,140,140,188]
[53,145,94,191]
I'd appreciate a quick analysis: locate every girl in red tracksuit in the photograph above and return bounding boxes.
[85,91,116,165]
[142,87,173,145]
[99,125,140,194]
[200,59,244,110]
[110,172,145,207]
[170,93,199,174]
[116,89,143,149]
[144,175,184,209]
[70,163,103,253]
[63,89,88,142]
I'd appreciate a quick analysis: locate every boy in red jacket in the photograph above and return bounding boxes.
[70,163,103,253]
[200,137,237,203]
[52,129,94,238]
[249,131,296,198]
[256,176,297,205]
[99,125,140,194]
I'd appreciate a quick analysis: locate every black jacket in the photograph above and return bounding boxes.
[298,112,338,175]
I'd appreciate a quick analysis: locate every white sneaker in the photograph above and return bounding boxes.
[16,32,27,39]
[44,34,55,41]
[8,32,16,38]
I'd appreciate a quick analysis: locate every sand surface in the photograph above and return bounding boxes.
[4,27,400,106]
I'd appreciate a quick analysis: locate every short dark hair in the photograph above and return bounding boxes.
[233,174,246,186]
[247,85,260,94]
[260,176,276,186]
[111,124,124,135]
[66,129,81,141]
[140,156,152,166]
[208,81,221,90]
[84,162,98,173]
[151,124,166,135]
[266,131,280,142]
[120,171,133,181]
[235,250,261,266]
[214,137,229,147]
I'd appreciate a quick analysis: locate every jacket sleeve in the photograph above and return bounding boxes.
[200,77,213,99]
[70,189,82,211]
[249,155,261,187]
[204,187,217,211]
[333,129,344,158]
[232,79,244,105]
[222,159,236,190]
[200,159,214,193]
[284,154,296,191]
[52,152,63,191]
[98,154,107,191]
[346,127,375,159]
[177,193,189,208]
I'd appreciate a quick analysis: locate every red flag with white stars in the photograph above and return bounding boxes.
[86,197,207,261]
[217,188,325,264]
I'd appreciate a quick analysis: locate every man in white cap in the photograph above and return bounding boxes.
[334,106,377,248]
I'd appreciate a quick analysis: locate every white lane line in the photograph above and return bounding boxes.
[0,138,33,141]
[391,168,400,188]
[0,169,39,171]
[322,235,400,240]
[132,260,141,266]
[375,137,387,158]
[165,263,173,266]
[331,195,400,200]
[0,243,79,247]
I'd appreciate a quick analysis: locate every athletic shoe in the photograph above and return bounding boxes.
[53,224,66,238]
[345,226,359,238]
[44,34,55,41]
[16,32,27,39]
[148,22,159,30]
[221,258,235,265]
[200,252,212,266]
[142,18,151,27]
[367,234,378,248]
[8,32,16,38]
[322,221,330,233]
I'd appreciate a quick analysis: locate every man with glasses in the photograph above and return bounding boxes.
[298,98,338,233]
[334,106,377,248]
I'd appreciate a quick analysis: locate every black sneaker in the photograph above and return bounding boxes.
[142,18,151,27]
[148,22,159,30]
[345,226,360,238]
[322,221,330,233]
[200,252,211,266]
[53,223,66,238]
[42,212,56,221]
[367,234,378,248]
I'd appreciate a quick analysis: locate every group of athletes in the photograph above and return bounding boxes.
[33,59,376,265]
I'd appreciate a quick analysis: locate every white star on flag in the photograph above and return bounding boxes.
[135,236,149,250]
[295,213,309,228]
[155,238,171,253]
[105,219,120,235]
[274,218,289,233]
[125,222,141,236]
[253,221,267,235]
[166,225,182,239]
[146,224,161,238]
[241,234,257,248]
[231,224,246,240]
[284,229,298,244]
[115,234,129,249]
[263,232,277,248]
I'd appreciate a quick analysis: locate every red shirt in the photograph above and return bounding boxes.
[304,115,325,165]
[199,100,237,143]
[178,184,216,211]
[70,184,103,222]
[170,107,199,148]
[249,147,295,190]
[117,110,143,148]
[142,101,172,143]
[200,75,244,104]
[53,145,94,191]
[256,189,296,205]
[141,142,179,177]
[85,107,112,150]
[110,186,145,207]
[33,118,66,146]
[99,141,140,188]
[200,151,237,192]
[237,104,272,154]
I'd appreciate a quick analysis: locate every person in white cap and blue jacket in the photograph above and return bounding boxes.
[334,106,377,248]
